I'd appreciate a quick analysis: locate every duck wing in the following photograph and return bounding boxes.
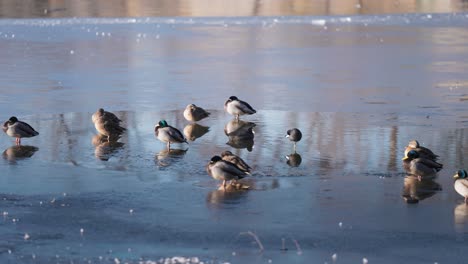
[168,126,187,143]
[238,100,256,114]
[17,121,39,137]
[217,160,248,179]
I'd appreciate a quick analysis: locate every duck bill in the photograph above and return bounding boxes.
[454,174,460,179]
[401,156,410,161]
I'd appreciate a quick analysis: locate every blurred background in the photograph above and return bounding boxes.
[1,0,468,18]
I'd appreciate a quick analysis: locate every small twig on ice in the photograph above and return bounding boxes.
[291,238,302,255]
[239,231,264,252]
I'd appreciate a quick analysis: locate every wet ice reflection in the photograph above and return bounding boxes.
[401,175,442,204]
[224,119,256,152]
[92,134,125,161]
[183,123,210,142]
[2,145,39,164]
[285,152,302,167]
[155,148,188,168]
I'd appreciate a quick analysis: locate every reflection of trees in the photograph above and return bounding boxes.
[0,0,467,18]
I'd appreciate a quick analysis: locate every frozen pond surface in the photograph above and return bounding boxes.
[1,13,468,263]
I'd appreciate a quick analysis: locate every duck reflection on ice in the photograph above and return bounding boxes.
[155,148,187,168]
[401,175,442,204]
[454,203,468,233]
[285,152,302,167]
[2,145,39,163]
[183,123,210,142]
[224,120,255,152]
[92,134,124,161]
[206,186,249,208]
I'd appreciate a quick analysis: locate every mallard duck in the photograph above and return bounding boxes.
[220,150,251,174]
[206,155,249,190]
[183,104,210,122]
[2,116,39,145]
[155,120,187,149]
[454,170,468,203]
[92,108,122,124]
[286,128,302,151]
[402,150,443,179]
[92,108,125,140]
[404,140,438,161]
[224,96,256,120]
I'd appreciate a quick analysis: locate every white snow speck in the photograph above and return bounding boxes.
[332,253,337,261]
[2,211,8,216]
[338,222,343,228]
[70,50,74,55]
[80,228,84,235]
[8,249,11,254]
[129,209,134,214]
[114,258,120,264]
[24,233,30,240]
[363,257,368,264]
[311,19,326,26]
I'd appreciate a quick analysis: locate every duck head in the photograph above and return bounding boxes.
[402,149,419,160]
[408,140,420,148]
[210,155,222,164]
[228,96,238,102]
[8,116,18,124]
[158,120,168,127]
[454,170,468,179]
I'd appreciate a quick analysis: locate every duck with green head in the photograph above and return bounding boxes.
[403,139,438,161]
[402,149,443,179]
[155,120,188,149]
[454,170,468,203]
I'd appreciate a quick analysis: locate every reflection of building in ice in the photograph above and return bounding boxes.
[1,1,467,18]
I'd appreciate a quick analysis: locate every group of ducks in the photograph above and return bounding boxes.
[402,139,468,203]
[3,96,468,201]
[2,96,303,190]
